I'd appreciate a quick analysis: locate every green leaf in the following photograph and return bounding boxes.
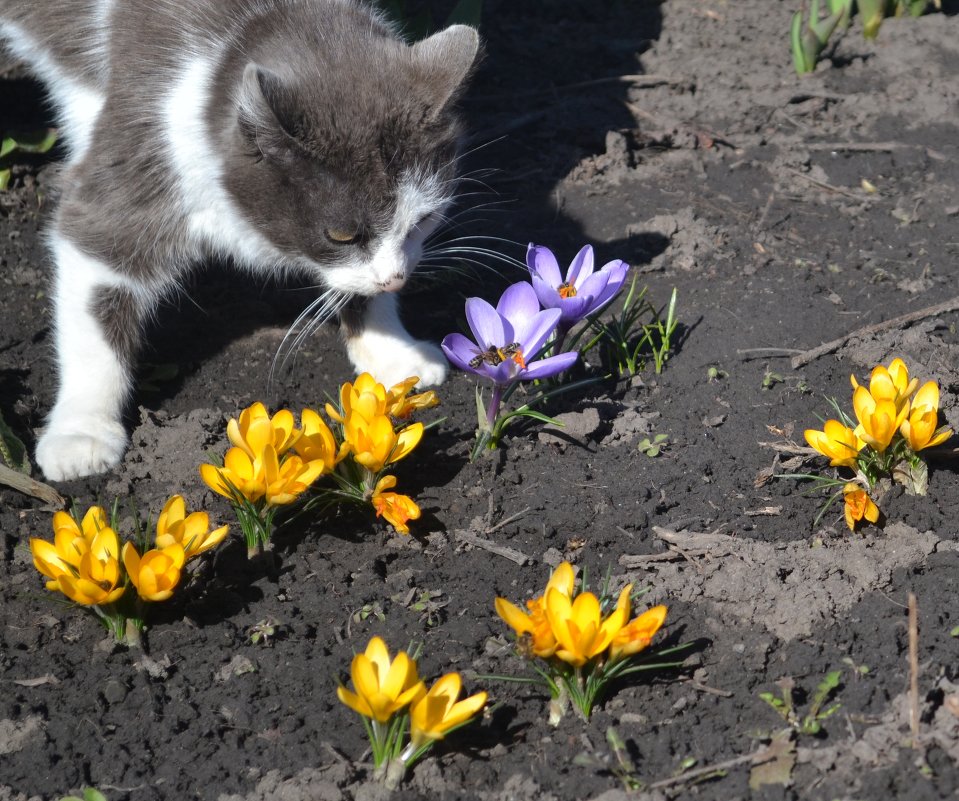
[0,168,11,190]
[11,129,58,153]
[0,137,17,158]
[0,408,30,474]
[514,409,562,426]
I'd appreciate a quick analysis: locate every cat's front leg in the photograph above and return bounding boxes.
[35,234,140,480]
[342,293,448,388]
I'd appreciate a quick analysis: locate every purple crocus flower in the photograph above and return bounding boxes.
[526,243,629,324]
[442,281,578,388]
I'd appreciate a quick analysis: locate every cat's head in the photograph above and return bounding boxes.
[221,10,480,297]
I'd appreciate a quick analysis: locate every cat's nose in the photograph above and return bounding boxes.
[377,273,406,293]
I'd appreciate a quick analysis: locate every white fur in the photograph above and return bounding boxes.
[0,21,105,161]
[164,55,290,268]
[34,234,132,480]
[345,293,447,388]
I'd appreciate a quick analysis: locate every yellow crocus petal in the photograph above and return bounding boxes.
[610,605,668,662]
[852,387,902,452]
[199,463,235,501]
[389,422,424,465]
[900,384,953,452]
[887,358,919,402]
[30,538,72,581]
[494,597,535,636]
[804,420,863,468]
[410,673,486,748]
[80,506,109,539]
[122,541,141,584]
[595,584,633,652]
[547,561,576,597]
[336,685,374,718]
[842,483,880,531]
[295,408,342,469]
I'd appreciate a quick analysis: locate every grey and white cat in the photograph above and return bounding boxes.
[0,0,479,480]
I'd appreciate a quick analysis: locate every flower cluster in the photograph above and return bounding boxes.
[803,357,952,530]
[442,243,627,457]
[29,498,227,645]
[201,374,436,554]
[495,562,668,722]
[337,636,486,788]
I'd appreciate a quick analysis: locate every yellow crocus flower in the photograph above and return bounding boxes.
[494,562,576,659]
[850,357,918,412]
[900,381,953,452]
[544,583,632,667]
[227,402,300,459]
[371,476,421,534]
[409,673,487,749]
[326,372,389,424]
[385,376,439,420]
[337,636,425,723]
[201,445,325,506]
[293,408,349,471]
[155,495,229,560]
[852,385,908,453]
[54,527,125,606]
[842,483,880,531]
[609,605,668,662]
[343,413,423,474]
[804,420,864,468]
[30,507,115,589]
[122,542,185,602]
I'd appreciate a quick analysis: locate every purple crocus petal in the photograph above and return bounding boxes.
[466,296,505,347]
[558,294,594,323]
[522,351,579,381]
[531,274,563,312]
[515,307,562,358]
[567,245,595,288]
[496,281,540,326]
[575,271,610,311]
[441,333,483,374]
[526,244,563,287]
[589,260,629,311]
[487,360,518,386]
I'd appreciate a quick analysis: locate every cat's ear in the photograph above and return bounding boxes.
[237,63,304,157]
[411,25,480,113]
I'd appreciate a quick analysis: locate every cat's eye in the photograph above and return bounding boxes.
[325,227,361,245]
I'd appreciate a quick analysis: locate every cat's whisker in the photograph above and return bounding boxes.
[270,288,350,385]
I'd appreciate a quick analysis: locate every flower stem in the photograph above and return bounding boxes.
[487,384,504,430]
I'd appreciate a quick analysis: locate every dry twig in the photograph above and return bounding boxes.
[790,295,959,369]
[0,463,64,508]
[454,530,530,566]
[648,744,777,790]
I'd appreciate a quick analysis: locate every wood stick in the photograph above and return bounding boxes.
[648,745,776,790]
[454,530,530,566]
[790,295,959,369]
[487,507,531,536]
[908,592,920,742]
[0,462,65,507]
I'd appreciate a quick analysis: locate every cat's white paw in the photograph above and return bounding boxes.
[36,421,128,481]
[352,339,449,388]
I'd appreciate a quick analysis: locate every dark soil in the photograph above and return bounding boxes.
[3,1,959,800]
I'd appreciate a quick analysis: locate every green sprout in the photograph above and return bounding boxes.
[59,789,108,801]
[248,617,284,646]
[792,0,939,75]
[760,671,842,736]
[578,279,679,376]
[637,433,669,458]
[791,0,852,75]
[0,129,57,189]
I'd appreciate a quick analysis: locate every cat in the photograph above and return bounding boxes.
[0,0,479,481]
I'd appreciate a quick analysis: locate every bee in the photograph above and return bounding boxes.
[469,342,525,369]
